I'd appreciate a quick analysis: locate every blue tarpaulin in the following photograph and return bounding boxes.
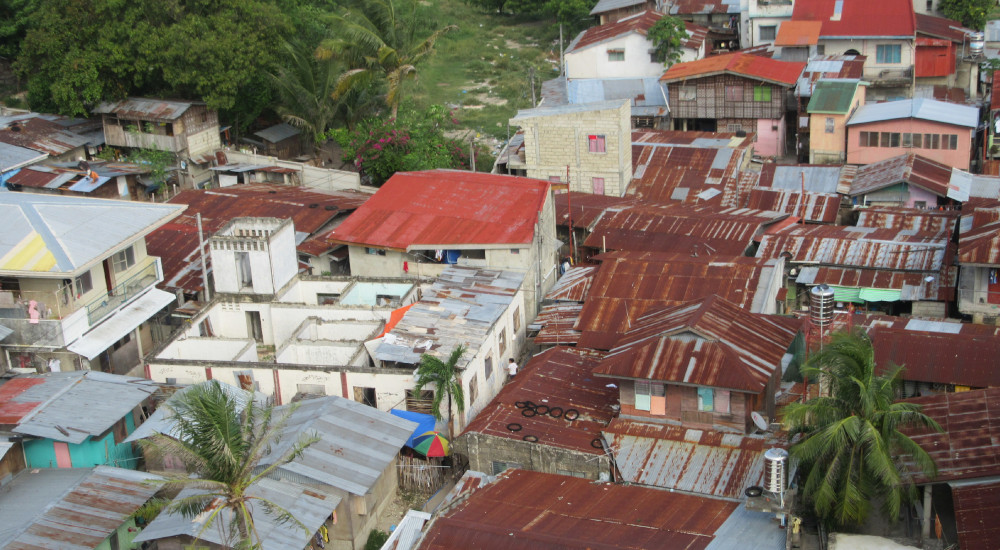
[390,409,437,448]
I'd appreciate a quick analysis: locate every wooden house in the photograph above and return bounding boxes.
[92,98,222,189]
[590,0,660,25]
[660,52,805,158]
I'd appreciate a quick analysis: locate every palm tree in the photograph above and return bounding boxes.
[783,331,941,528]
[316,0,457,118]
[270,40,343,153]
[138,381,318,548]
[413,344,466,438]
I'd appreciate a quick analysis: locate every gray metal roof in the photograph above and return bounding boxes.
[969,173,1000,199]
[0,142,47,172]
[0,466,160,549]
[266,396,417,496]
[254,122,301,143]
[133,477,339,549]
[590,0,648,15]
[0,323,12,341]
[567,78,669,111]
[768,165,844,194]
[375,265,525,367]
[511,99,630,121]
[123,381,262,444]
[705,502,787,550]
[0,190,184,275]
[847,98,978,128]
[2,371,158,444]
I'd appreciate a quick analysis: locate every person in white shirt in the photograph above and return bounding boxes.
[507,358,518,380]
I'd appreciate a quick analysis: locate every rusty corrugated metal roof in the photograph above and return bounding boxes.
[669,0,740,16]
[951,480,1000,550]
[959,220,1000,266]
[91,97,200,120]
[0,116,90,156]
[757,223,952,273]
[593,295,800,391]
[603,418,776,500]
[745,188,841,223]
[0,466,161,549]
[869,325,1000,387]
[574,252,784,349]
[628,143,745,205]
[586,203,786,256]
[545,266,597,301]
[417,469,737,550]
[532,302,584,346]
[329,170,549,250]
[904,389,1000,483]
[856,207,959,233]
[795,265,955,301]
[851,153,959,199]
[149,184,369,293]
[554,191,638,230]
[460,347,615,455]
[916,13,969,43]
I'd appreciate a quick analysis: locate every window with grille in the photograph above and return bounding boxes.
[753,86,771,102]
[759,25,777,41]
[607,48,625,61]
[825,117,835,134]
[75,271,93,296]
[727,124,743,133]
[725,86,742,101]
[635,381,651,411]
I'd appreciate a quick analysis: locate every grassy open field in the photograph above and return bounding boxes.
[406,0,564,143]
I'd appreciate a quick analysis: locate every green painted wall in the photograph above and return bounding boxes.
[23,411,139,469]
[95,517,142,550]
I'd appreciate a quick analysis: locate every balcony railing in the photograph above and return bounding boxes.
[0,285,79,348]
[958,289,1000,308]
[84,259,160,325]
[863,67,913,85]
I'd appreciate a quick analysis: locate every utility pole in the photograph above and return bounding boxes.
[197,213,211,302]
[560,24,564,76]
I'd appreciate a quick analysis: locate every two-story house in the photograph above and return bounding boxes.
[807,78,867,164]
[742,0,795,49]
[0,192,184,374]
[660,52,806,157]
[791,0,916,101]
[327,169,557,320]
[592,294,801,432]
[845,97,977,169]
[92,98,222,189]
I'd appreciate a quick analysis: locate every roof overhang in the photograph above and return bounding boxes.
[67,288,175,360]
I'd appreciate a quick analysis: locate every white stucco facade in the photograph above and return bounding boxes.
[566,33,702,80]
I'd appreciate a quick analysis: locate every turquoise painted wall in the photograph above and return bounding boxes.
[23,412,139,469]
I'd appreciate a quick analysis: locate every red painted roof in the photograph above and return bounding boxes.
[775,21,822,46]
[569,10,664,52]
[461,347,616,455]
[593,295,800,392]
[328,170,549,250]
[792,0,915,38]
[417,469,737,550]
[0,377,46,424]
[660,52,806,86]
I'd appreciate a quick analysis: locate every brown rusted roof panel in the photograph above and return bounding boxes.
[461,347,615,454]
[593,295,800,389]
[532,302,584,346]
[952,480,1000,550]
[870,326,1000,387]
[417,469,737,550]
[574,252,783,349]
[745,188,841,223]
[545,266,597,302]
[856,207,959,233]
[553,191,638,230]
[904,388,1000,483]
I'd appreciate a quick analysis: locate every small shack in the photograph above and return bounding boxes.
[253,122,303,159]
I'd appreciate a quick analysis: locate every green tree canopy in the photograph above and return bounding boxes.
[15,0,289,121]
[413,344,467,438]
[138,381,318,548]
[783,331,941,528]
[939,0,993,30]
[317,0,457,118]
[647,15,689,67]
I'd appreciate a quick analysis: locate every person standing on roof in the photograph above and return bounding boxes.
[507,358,518,381]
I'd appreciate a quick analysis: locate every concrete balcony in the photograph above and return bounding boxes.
[0,286,83,349]
[864,66,913,87]
[84,257,162,326]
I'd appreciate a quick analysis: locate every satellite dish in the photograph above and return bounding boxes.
[751,411,769,432]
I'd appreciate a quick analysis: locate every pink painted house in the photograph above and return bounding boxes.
[846,98,977,169]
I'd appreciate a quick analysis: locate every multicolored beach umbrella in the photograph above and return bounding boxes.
[412,431,449,457]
